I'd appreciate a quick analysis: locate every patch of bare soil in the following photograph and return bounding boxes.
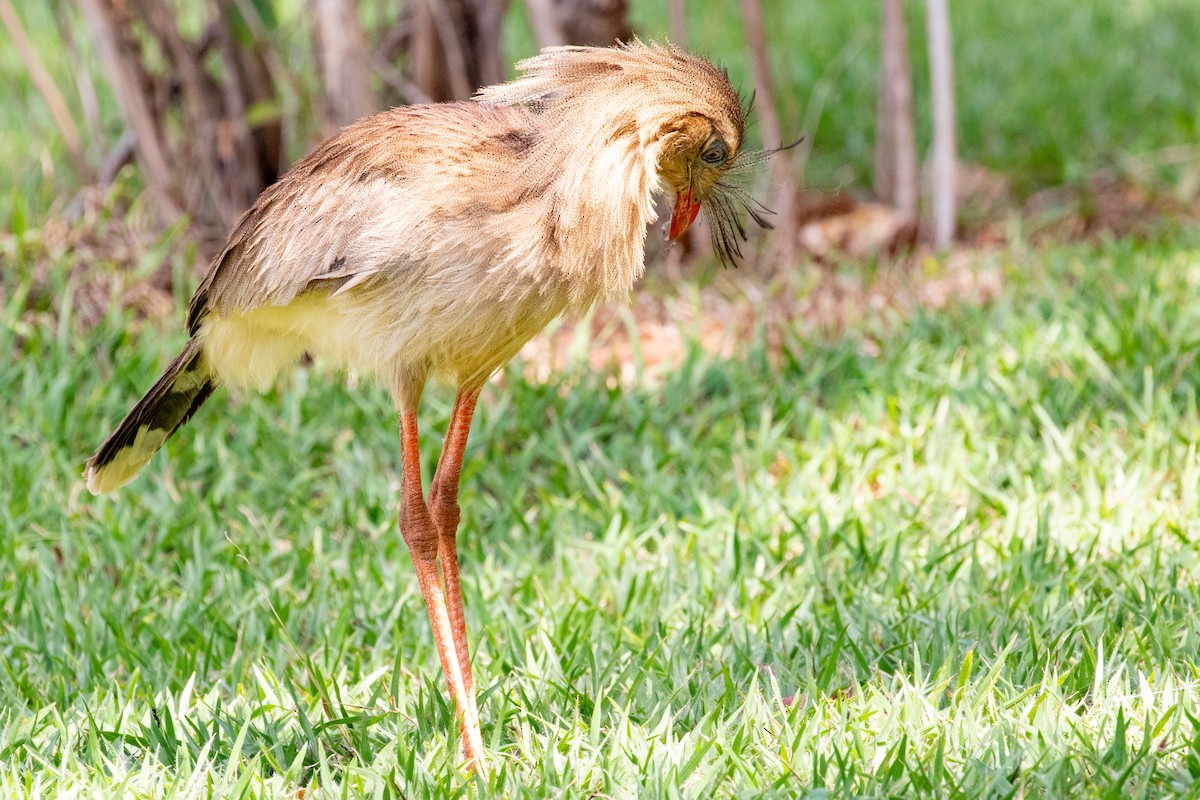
[518,249,1004,386]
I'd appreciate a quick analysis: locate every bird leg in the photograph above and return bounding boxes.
[428,392,480,719]
[398,409,485,770]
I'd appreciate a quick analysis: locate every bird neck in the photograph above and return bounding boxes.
[535,112,665,311]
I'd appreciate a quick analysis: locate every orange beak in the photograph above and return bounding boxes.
[668,186,702,239]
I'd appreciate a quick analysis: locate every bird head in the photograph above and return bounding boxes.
[638,70,778,265]
[476,42,772,266]
[655,111,743,241]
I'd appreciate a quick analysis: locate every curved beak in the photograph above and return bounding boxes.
[668,185,702,239]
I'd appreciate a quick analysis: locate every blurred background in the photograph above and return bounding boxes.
[3,0,1198,294]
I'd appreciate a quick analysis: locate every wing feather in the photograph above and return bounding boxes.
[186,103,537,334]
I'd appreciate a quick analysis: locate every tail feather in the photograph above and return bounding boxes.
[85,338,217,494]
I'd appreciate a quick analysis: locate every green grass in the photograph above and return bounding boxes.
[4,1,1199,795]
[5,230,1200,796]
[5,0,1200,224]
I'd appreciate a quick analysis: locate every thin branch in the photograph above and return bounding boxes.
[1,0,87,174]
[99,128,136,185]
[76,0,181,218]
[371,53,434,105]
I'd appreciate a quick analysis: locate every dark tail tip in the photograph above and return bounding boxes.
[86,339,216,494]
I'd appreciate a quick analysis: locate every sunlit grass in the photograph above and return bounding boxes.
[3,233,1200,796]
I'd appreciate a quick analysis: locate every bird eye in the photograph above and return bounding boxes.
[701,138,729,166]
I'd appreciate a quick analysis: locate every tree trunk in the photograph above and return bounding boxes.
[739,0,797,265]
[874,0,917,220]
[557,0,631,45]
[925,0,956,248]
[666,0,687,47]
[525,0,631,49]
[410,0,506,101]
[313,0,378,133]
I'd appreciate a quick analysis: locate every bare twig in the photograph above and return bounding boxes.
[1,0,87,175]
[99,128,136,185]
[76,0,182,219]
[378,16,414,63]
[371,53,434,105]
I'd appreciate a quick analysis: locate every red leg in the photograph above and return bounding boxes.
[398,409,485,769]
[429,392,480,714]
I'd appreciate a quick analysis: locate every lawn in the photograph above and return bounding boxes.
[4,0,1200,795]
[4,229,1200,797]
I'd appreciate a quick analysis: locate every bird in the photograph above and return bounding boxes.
[85,41,768,770]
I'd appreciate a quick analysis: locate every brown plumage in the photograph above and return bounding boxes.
[86,41,764,769]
